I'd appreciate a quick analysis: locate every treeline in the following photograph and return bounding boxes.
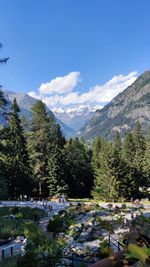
[92,125,150,201]
[0,89,150,201]
[0,92,93,199]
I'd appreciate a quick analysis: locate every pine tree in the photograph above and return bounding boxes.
[92,141,119,201]
[92,137,103,171]
[28,100,51,197]
[65,138,93,198]
[133,122,146,187]
[134,122,146,164]
[123,132,136,163]
[48,145,68,195]
[114,131,122,152]
[143,130,150,189]
[0,45,9,199]
[7,98,33,198]
[28,100,67,197]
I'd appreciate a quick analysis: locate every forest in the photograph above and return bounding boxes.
[0,88,150,201]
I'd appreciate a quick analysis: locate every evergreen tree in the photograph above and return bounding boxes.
[133,121,146,187]
[0,44,9,199]
[48,145,68,195]
[65,138,93,198]
[143,131,150,189]
[92,141,119,201]
[7,98,33,198]
[28,100,67,197]
[123,132,136,164]
[114,131,122,152]
[28,100,51,197]
[134,122,146,166]
[92,137,103,171]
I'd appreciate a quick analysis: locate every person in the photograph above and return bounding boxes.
[61,194,65,203]
[131,210,134,220]
[131,197,134,204]
[48,205,53,212]
[92,218,95,226]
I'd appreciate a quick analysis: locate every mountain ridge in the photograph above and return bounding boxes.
[79,70,150,140]
[1,90,75,138]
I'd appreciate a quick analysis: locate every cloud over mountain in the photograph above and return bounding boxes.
[39,71,81,95]
[28,71,138,113]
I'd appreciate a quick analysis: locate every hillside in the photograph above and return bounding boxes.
[79,70,150,140]
[0,90,75,138]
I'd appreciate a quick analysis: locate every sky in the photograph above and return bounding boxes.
[0,0,150,114]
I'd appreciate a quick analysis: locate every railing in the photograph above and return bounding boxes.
[108,234,123,252]
[0,245,14,260]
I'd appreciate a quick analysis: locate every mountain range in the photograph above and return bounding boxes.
[79,70,150,140]
[54,108,94,131]
[0,90,75,138]
[1,70,150,140]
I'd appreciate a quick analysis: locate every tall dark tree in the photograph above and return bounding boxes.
[28,100,51,197]
[65,138,93,198]
[7,98,33,198]
[28,100,66,197]
[114,131,122,153]
[92,140,119,201]
[0,43,9,199]
[133,121,146,187]
[123,132,136,164]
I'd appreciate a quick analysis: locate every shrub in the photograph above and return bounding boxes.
[47,215,64,234]
[83,205,93,212]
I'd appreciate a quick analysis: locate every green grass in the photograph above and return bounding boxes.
[0,206,45,220]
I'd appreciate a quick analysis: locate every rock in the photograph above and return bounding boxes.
[78,232,95,242]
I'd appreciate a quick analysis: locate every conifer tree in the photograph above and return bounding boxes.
[28,100,67,197]
[133,121,146,187]
[92,141,119,201]
[7,98,33,198]
[65,138,93,197]
[143,131,150,189]
[92,137,103,171]
[28,100,51,197]
[0,44,9,199]
[123,132,136,163]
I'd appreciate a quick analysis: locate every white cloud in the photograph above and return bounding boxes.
[39,71,81,95]
[28,71,138,114]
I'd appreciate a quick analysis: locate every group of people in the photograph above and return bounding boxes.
[42,199,53,212]
[58,194,67,203]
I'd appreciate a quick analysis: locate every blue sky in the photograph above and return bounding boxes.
[0,0,150,113]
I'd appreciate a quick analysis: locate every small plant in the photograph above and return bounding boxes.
[83,205,93,212]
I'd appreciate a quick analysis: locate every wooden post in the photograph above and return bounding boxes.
[2,249,4,260]
[10,246,13,256]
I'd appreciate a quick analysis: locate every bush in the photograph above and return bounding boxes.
[83,205,93,212]
[47,215,64,234]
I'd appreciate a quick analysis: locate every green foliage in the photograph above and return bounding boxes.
[6,98,33,198]
[126,244,150,266]
[47,210,76,235]
[92,122,149,201]
[65,137,93,197]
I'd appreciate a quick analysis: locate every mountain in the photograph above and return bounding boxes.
[79,70,150,140]
[54,108,94,131]
[1,90,75,138]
